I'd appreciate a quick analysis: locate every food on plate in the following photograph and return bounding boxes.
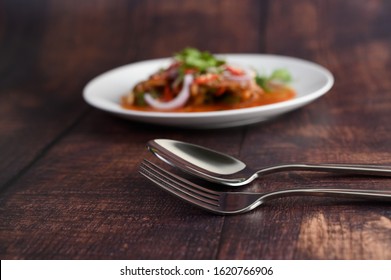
[121,48,295,112]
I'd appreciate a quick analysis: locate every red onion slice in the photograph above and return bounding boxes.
[144,74,193,111]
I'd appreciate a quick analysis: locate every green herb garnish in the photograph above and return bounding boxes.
[269,69,292,83]
[134,92,147,106]
[174,47,225,73]
[255,69,292,92]
[134,90,160,106]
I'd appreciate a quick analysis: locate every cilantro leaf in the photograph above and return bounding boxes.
[269,69,292,83]
[256,68,292,92]
[174,47,225,72]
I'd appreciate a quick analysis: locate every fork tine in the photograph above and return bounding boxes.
[140,160,221,210]
[140,160,219,203]
[142,160,220,197]
[139,165,220,211]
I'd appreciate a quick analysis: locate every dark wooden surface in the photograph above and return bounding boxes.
[1,0,391,260]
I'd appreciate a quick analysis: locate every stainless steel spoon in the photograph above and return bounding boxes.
[147,139,391,187]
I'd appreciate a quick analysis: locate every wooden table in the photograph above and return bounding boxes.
[1,0,391,260]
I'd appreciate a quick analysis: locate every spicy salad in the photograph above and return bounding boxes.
[121,48,295,112]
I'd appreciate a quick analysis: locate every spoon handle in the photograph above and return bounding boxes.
[258,163,391,177]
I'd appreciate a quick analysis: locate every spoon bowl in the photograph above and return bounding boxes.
[147,139,391,186]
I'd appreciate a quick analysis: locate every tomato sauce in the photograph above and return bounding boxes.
[121,86,295,113]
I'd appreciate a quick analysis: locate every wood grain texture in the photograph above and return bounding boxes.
[1,0,391,260]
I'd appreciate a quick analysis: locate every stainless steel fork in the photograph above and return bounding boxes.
[139,160,391,215]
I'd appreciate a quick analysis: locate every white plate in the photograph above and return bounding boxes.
[83,54,334,128]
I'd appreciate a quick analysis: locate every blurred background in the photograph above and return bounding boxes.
[1,0,391,260]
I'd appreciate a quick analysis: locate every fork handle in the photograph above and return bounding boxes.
[258,164,391,177]
[261,188,391,203]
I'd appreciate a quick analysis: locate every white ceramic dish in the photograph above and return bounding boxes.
[83,54,334,128]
